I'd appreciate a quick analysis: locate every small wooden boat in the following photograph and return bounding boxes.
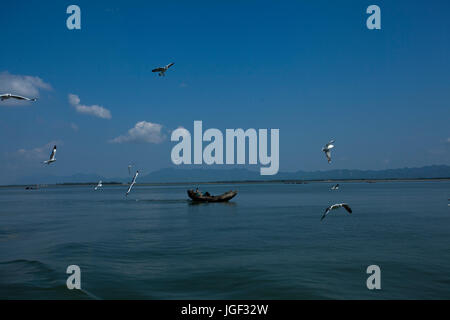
[187,189,238,203]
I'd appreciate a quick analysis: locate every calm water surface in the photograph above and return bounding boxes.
[0,181,449,299]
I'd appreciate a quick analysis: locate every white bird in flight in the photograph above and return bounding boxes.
[331,184,340,190]
[43,145,57,165]
[1,93,37,102]
[321,203,352,221]
[322,139,335,163]
[94,180,103,191]
[152,62,174,76]
[126,170,139,197]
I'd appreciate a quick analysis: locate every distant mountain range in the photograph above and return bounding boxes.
[141,165,450,182]
[14,173,118,186]
[11,165,450,185]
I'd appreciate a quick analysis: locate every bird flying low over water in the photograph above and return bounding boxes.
[126,170,139,197]
[43,145,57,165]
[321,203,352,221]
[152,62,174,76]
[0,93,37,102]
[94,180,103,191]
[331,184,340,190]
[322,139,335,163]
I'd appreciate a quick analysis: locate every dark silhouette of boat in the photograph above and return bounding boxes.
[187,189,238,203]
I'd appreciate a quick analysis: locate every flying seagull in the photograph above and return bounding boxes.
[43,145,57,165]
[152,62,174,76]
[0,93,37,102]
[322,139,335,163]
[331,184,340,190]
[126,170,139,197]
[321,203,352,221]
[94,180,103,191]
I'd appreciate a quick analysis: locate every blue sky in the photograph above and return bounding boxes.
[0,0,449,184]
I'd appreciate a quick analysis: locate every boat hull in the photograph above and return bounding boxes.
[187,190,238,202]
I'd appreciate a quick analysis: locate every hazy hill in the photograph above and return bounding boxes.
[140,165,450,183]
[15,173,123,185]
[12,165,450,185]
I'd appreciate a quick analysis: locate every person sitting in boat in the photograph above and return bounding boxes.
[195,188,203,196]
[204,191,211,197]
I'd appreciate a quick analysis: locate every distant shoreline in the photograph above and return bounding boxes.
[1,177,449,188]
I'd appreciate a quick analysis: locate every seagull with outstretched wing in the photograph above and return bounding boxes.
[43,145,57,165]
[126,170,139,197]
[322,139,335,163]
[1,93,37,102]
[94,180,103,191]
[152,62,174,76]
[321,203,352,221]
[331,184,340,190]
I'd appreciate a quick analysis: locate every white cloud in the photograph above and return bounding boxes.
[75,104,112,119]
[16,141,62,161]
[110,121,165,144]
[68,93,112,119]
[68,94,80,106]
[0,71,52,106]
